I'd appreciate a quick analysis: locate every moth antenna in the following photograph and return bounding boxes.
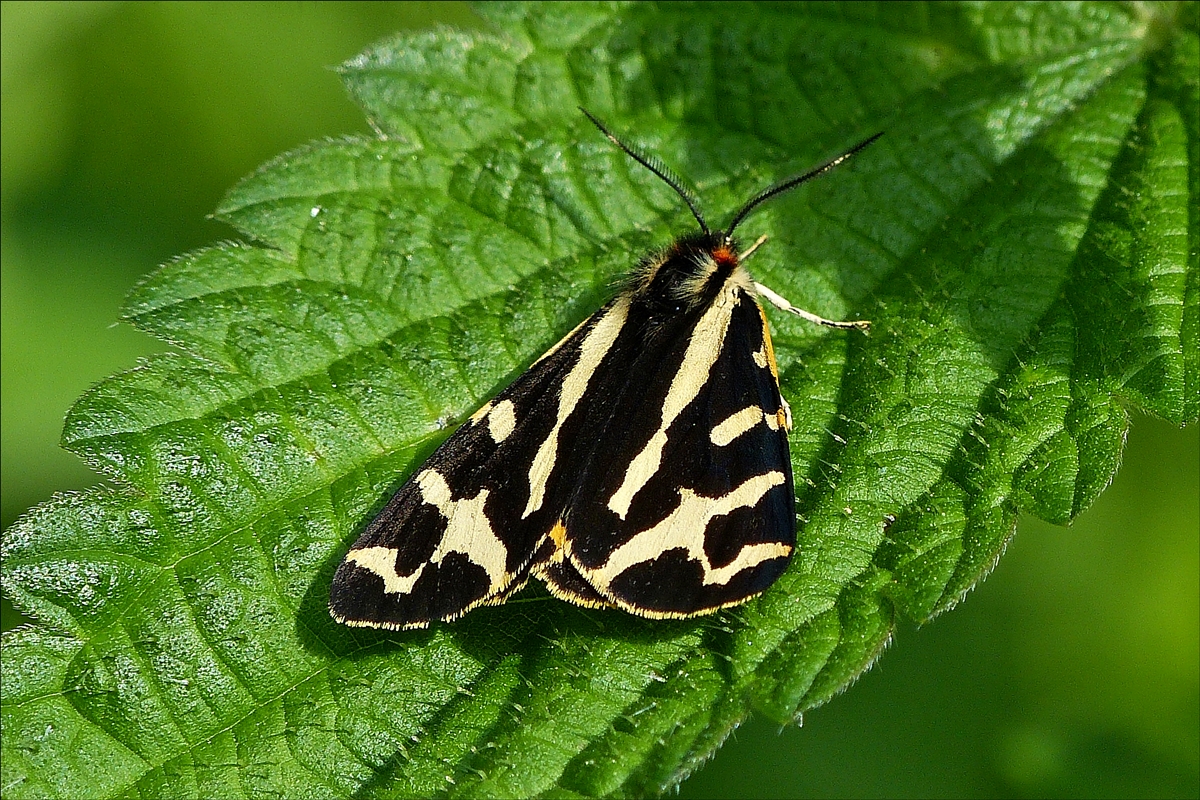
[580,107,710,235]
[726,132,883,237]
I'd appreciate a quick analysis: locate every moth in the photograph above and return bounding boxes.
[330,109,880,629]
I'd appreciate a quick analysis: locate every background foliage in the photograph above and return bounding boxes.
[2,2,1196,797]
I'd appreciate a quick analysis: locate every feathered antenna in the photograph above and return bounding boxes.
[725,132,884,237]
[580,108,710,235]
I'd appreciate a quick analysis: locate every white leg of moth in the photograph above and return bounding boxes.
[753,281,871,332]
[739,235,870,332]
[738,234,770,261]
[739,234,869,331]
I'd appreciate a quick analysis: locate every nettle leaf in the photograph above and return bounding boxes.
[3,3,1196,797]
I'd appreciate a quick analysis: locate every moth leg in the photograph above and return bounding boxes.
[753,281,870,332]
[738,233,769,261]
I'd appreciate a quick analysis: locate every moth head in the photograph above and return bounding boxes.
[628,231,750,315]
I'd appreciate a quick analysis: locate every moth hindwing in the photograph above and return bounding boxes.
[329,111,879,630]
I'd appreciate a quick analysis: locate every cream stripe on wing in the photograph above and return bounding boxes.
[583,471,789,589]
[416,470,508,587]
[488,399,517,442]
[522,296,631,518]
[346,468,509,594]
[346,546,427,594]
[608,285,740,519]
[711,406,767,446]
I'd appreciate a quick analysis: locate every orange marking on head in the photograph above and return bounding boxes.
[711,245,739,267]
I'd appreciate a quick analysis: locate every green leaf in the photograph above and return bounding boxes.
[3,2,1196,797]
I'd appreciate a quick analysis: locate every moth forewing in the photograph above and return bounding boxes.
[328,303,617,629]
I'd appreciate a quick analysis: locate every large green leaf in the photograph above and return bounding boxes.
[3,2,1196,797]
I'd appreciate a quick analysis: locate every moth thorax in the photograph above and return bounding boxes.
[632,232,740,313]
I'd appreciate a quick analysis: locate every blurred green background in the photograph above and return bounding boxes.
[2,3,1195,797]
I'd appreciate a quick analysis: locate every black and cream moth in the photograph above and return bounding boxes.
[330,110,880,630]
